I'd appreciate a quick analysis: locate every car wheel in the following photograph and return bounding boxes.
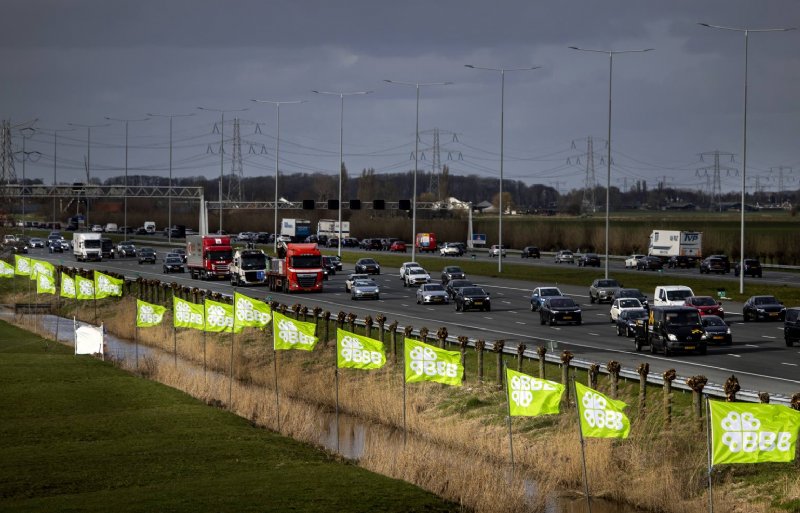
[484,305,491,312]
[616,325,623,336]
[699,346,707,355]
[375,295,380,300]
[549,316,555,326]
[634,337,642,351]
[786,338,794,347]
[540,314,545,325]
[455,302,461,312]
[590,295,595,304]
[530,303,535,312]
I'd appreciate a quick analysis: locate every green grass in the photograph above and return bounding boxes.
[0,321,457,513]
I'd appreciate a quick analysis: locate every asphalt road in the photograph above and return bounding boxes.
[30,246,800,400]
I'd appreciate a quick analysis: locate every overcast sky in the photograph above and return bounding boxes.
[2,0,799,197]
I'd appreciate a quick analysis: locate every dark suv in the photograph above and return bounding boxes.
[735,258,763,278]
[785,308,800,347]
[577,253,601,267]
[521,246,540,258]
[634,306,707,355]
[699,256,726,274]
[705,254,731,273]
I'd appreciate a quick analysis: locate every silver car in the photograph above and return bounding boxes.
[554,250,574,264]
[416,283,449,305]
[345,273,370,293]
[351,279,380,300]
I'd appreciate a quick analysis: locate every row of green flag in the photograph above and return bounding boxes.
[1,256,123,299]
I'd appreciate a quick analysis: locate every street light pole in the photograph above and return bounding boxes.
[198,106,248,234]
[698,23,795,295]
[68,122,110,228]
[106,117,149,237]
[148,112,195,244]
[569,46,653,279]
[46,128,74,227]
[465,64,540,273]
[251,99,307,254]
[384,80,451,262]
[311,90,371,257]
[18,127,37,234]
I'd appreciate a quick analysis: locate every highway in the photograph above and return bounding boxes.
[28,246,800,400]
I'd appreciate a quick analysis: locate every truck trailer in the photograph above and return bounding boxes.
[317,219,350,240]
[73,232,103,262]
[186,235,233,280]
[280,218,312,243]
[648,230,702,260]
[266,243,324,293]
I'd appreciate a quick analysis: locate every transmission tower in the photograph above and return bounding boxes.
[769,166,793,205]
[697,150,736,211]
[0,121,17,212]
[582,136,596,213]
[428,128,441,200]
[227,118,243,201]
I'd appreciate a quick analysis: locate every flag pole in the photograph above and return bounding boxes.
[705,395,714,513]
[503,361,515,475]
[572,377,593,513]
[93,273,98,325]
[273,348,280,432]
[334,328,340,454]
[228,290,236,410]
[55,270,61,345]
[402,366,407,447]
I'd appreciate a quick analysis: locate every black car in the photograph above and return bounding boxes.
[636,255,663,271]
[615,308,648,337]
[667,255,697,268]
[329,255,343,271]
[785,308,800,347]
[454,286,491,312]
[173,248,187,263]
[441,266,466,284]
[354,258,381,274]
[734,258,763,278]
[699,257,726,274]
[100,238,115,259]
[322,256,338,276]
[613,288,649,309]
[138,247,157,264]
[446,279,474,299]
[360,238,382,251]
[577,253,601,267]
[116,242,136,257]
[705,254,731,273]
[539,296,582,326]
[163,256,184,273]
[742,295,785,322]
[521,246,540,258]
[701,315,732,345]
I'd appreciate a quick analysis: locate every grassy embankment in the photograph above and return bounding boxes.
[0,320,458,513]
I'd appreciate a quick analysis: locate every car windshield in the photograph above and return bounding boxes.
[703,317,727,327]
[539,288,561,296]
[445,267,462,273]
[291,255,321,269]
[626,310,648,320]
[462,287,486,296]
[208,250,232,261]
[754,296,779,305]
[348,274,368,281]
[360,259,376,265]
[664,312,701,326]
[84,240,101,249]
[354,280,376,287]
[692,297,717,306]
[166,258,182,264]
[667,290,693,301]
[409,268,426,275]
[550,298,575,308]
[597,280,619,288]
[141,248,155,254]
[423,284,445,292]
[241,255,267,269]
[450,280,472,288]
[619,299,640,308]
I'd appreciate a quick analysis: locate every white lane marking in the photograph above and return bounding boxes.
[516,321,526,325]
[401,304,409,307]
[782,362,798,367]
[746,344,759,348]
[502,300,511,304]
[728,354,741,358]
[762,335,776,339]
[588,333,599,336]
[484,317,493,320]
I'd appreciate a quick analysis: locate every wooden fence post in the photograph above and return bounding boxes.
[475,340,485,383]
[458,336,469,382]
[536,346,547,379]
[561,351,573,406]
[376,314,386,344]
[419,327,429,344]
[516,343,526,372]
[347,313,357,333]
[759,392,770,404]
[724,374,740,402]
[663,368,676,425]
[493,340,505,388]
[323,311,331,343]
[686,375,708,427]
[637,363,649,416]
[437,327,448,349]
[588,363,599,389]
[607,360,621,399]
[389,321,399,362]
[364,315,373,339]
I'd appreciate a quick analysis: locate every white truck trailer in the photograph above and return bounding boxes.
[648,230,703,259]
[73,232,103,262]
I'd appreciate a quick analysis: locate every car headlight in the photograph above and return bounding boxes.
[700,333,708,340]
[574,309,581,313]
[726,328,731,334]
[667,334,678,341]
[757,308,765,313]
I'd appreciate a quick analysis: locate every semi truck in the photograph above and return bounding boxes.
[186,235,233,280]
[317,219,350,240]
[229,248,268,286]
[415,233,437,253]
[280,218,312,243]
[73,232,103,262]
[648,230,702,260]
[266,243,324,293]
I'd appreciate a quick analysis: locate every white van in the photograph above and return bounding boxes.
[654,285,695,307]
[144,221,156,234]
[104,223,118,233]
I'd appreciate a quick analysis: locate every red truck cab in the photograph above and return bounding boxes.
[186,235,233,280]
[415,232,437,253]
[267,243,324,293]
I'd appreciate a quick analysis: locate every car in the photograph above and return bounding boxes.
[667,255,697,269]
[734,258,763,278]
[3,238,28,253]
[615,308,648,337]
[539,296,582,326]
[554,250,574,264]
[702,315,732,345]
[237,232,254,242]
[441,266,466,284]
[163,255,184,273]
[742,295,786,322]
[173,248,187,263]
[354,258,380,275]
[684,296,724,319]
[361,238,382,251]
[326,237,339,248]
[342,237,360,248]
[350,279,380,300]
[399,262,422,280]
[135,227,148,235]
[589,278,623,304]
[636,255,663,271]
[488,244,507,257]
[529,286,563,312]
[416,283,450,305]
[699,256,726,274]
[329,255,343,271]
[785,308,800,347]
[439,242,463,256]
[345,273,369,293]
[48,238,64,253]
[577,253,601,267]
[28,237,45,248]
[403,267,430,287]
[322,256,338,276]
[521,246,540,258]
[116,241,136,257]
[612,288,649,309]
[255,232,271,243]
[705,254,731,273]
[3,234,17,244]
[58,240,71,251]
[90,224,104,233]
[625,254,646,269]
[637,306,707,355]
[389,240,408,253]
[138,247,157,264]
[654,285,695,307]
[446,279,475,299]
[46,234,63,247]
[381,238,399,251]
[454,286,491,312]
[609,297,644,322]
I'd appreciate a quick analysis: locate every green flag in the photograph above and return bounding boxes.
[575,382,630,439]
[36,273,56,295]
[204,298,234,333]
[337,328,386,370]
[710,401,800,465]
[404,337,463,387]
[14,255,31,276]
[233,292,271,332]
[94,270,123,298]
[60,273,76,299]
[137,299,166,328]
[273,311,318,351]
[29,259,55,279]
[173,297,205,330]
[0,260,14,278]
[506,368,565,416]
[75,275,95,300]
